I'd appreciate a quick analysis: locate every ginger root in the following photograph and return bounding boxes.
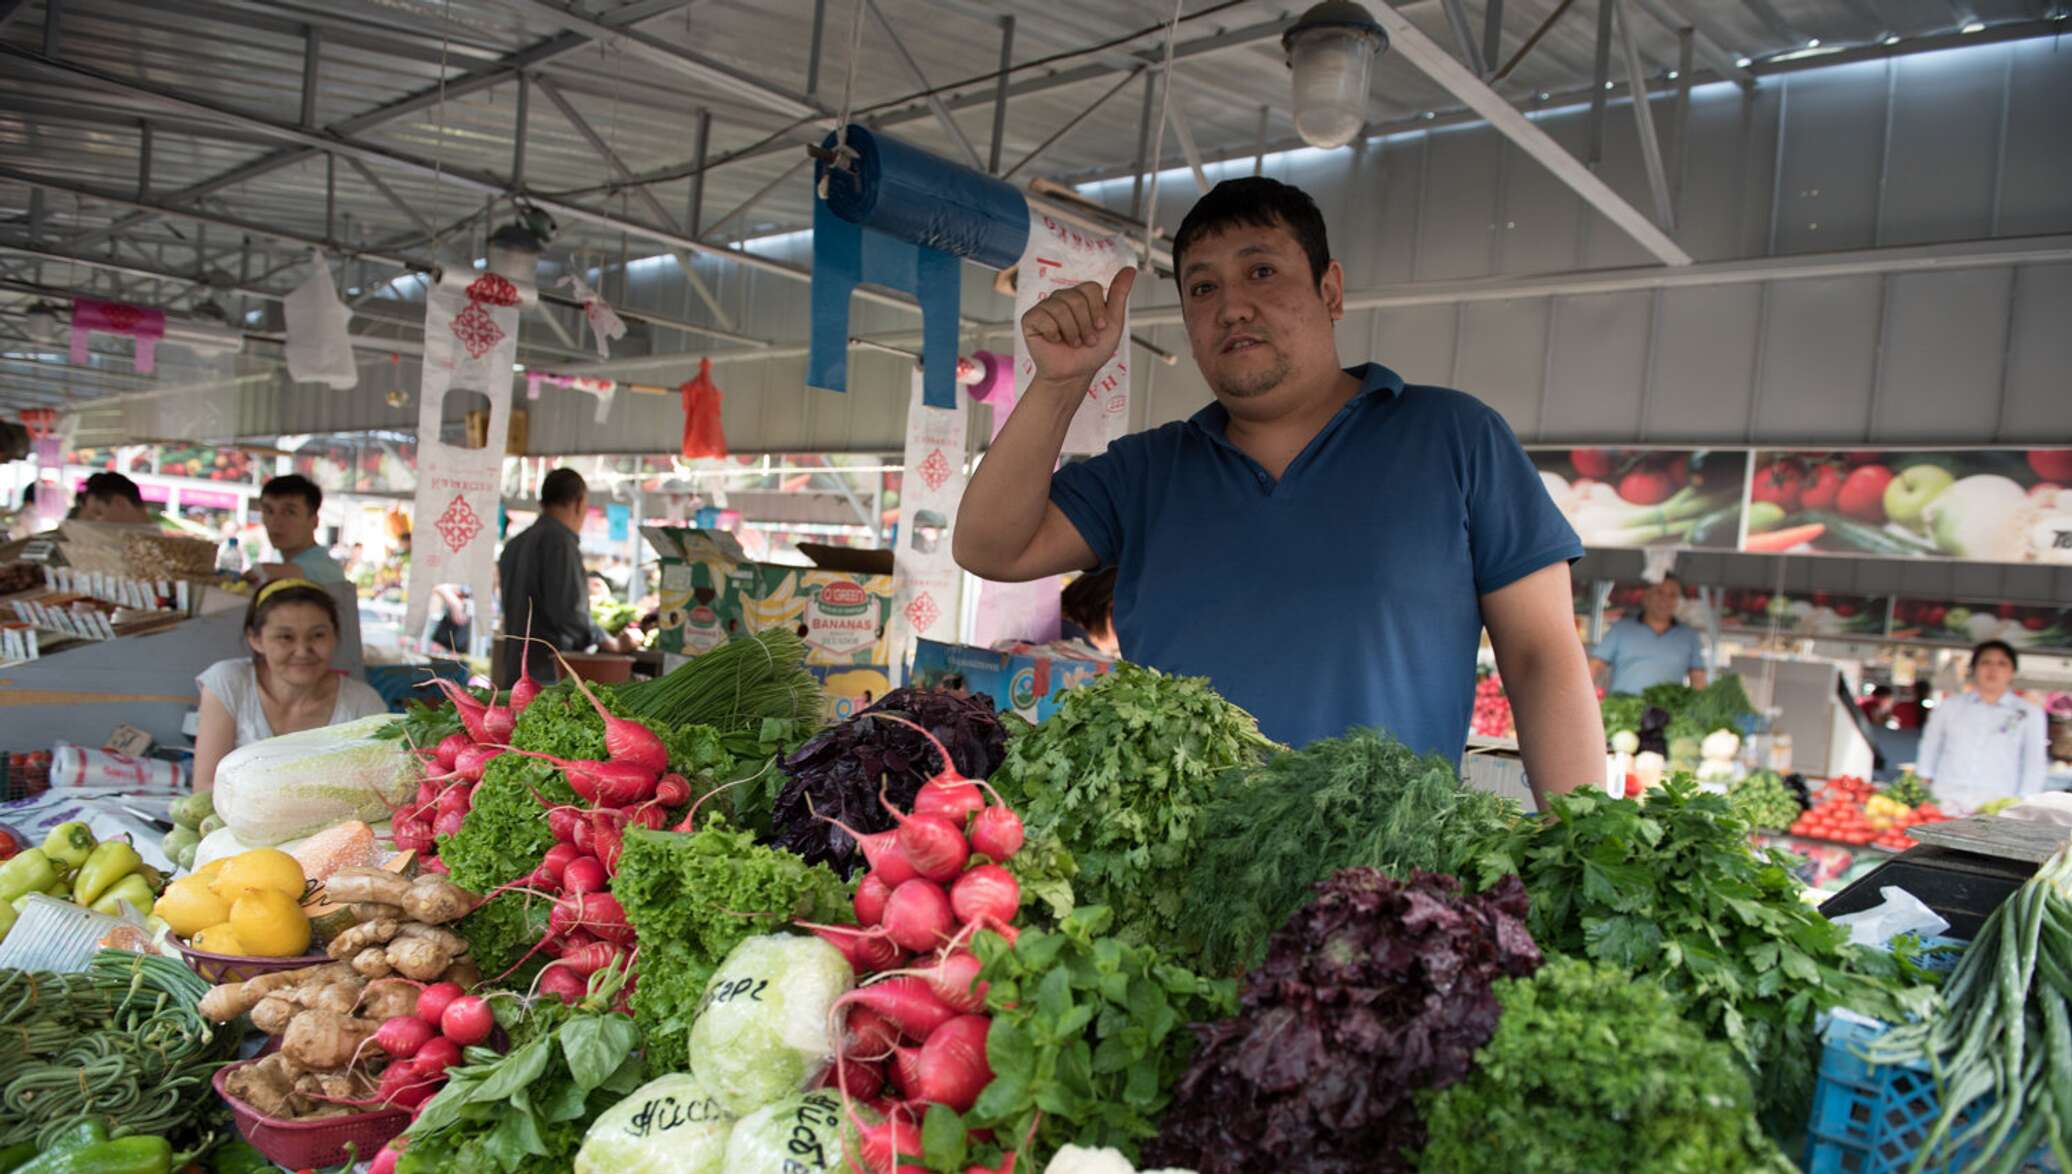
[351,947,393,978]
[400,876,479,925]
[281,1008,378,1071]
[387,937,459,982]
[327,918,402,960]
[198,960,355,1023]
[323,868,413,909]
[348,902,405,922]
[359,979,420,1023]
[250,995,298,1036]
[439,956,481,989]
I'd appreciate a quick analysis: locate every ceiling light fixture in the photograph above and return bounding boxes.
[1283,1,1388,149]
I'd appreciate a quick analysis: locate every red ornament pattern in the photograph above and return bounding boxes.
[433,493,484,553]
[917,448,952,493]
[465,273,522,306]
[904,591,940,633]
[450,302,503,359]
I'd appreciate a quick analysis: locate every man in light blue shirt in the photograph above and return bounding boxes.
[252,473,363,676]
[1916,640,2049,811]
[1589,575,1707,695]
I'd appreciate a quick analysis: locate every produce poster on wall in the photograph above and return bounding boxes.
[1742,448,2072,565]
[1530,448,1748,551]
[1716,589,1889,639]
[1889,599,2072,654]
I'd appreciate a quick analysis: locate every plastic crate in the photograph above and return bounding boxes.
[1805,1017,2058,1173]
[213,1058,408,1168]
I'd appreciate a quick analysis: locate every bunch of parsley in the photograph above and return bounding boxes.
[992,663,1276,955]
[1464,776,1936,1134]
[1418,956,1795,1173]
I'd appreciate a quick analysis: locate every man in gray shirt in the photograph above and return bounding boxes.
[497,468,614,686]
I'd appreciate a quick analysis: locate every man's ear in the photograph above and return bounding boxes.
[1321,259,1346,322]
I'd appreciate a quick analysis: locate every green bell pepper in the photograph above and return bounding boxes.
[204,1141,268,1174]
[0,1140,37,1173]
[0,848,57,903]
[40,822,96,871]
[89,873,156,917]
[70,840,142,908]
[37,1122,109,1155]
[12,1135,172,1174]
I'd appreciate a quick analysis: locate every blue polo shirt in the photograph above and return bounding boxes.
[1590,616,1705,694]
[1049,363,1582,755]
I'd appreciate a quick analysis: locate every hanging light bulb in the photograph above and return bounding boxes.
[1283,1,1388,150]
[24,301,61,343]
[486,222,546,287]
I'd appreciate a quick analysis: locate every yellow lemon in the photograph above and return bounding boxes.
[193,857,229,883]
[153,876,230,938]
[190,922,248,955]
[228,889,311,958]
[211,849,306,903]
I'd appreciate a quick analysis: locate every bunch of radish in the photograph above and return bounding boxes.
[352,981,500,1173]
[792,715,1031,1174]
[392,617,554,860]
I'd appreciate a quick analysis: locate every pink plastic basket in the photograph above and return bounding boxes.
[175,940,329,984]
[213,1059,409,1168]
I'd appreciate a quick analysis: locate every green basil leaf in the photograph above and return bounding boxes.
[920,1104,968,1170]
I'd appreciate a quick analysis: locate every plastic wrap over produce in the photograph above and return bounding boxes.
[574,1071,732,1174]
[686,933,854,1116]
[722,1092,859,1172]
[820,125,1030,269]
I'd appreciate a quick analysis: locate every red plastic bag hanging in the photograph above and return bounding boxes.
[679,357,728,459]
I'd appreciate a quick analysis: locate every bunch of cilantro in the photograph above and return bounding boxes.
[440,680,733,976]
[611,819,852,1072]
[1464,776,1936,1135]
[1146,868,1542,1174]
[992,663,1276,954]
[398,968,646,1173]
[1418,956,1795,1173]
[1177,728,1521,975]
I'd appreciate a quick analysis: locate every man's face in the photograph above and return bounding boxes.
[1178,221,1344,405]
[261,493,318,553]
[87,494,146,523]
[1643,578,1683,620]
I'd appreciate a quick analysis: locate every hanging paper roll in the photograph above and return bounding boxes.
[404,265,532,653]
[889,367,969,678]
[811,126,1032,410]
[70,297,165,373]
[1013,214,1133,455]
[961,350,1016,443]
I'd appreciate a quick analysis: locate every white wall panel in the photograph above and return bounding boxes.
[1875,268,2014,442]
[1771,61,1888,255]
[1994,38,2072,237]
[1452,299,1550,431]
[2001,263,2072,442]
[1880,49,2003,246]
[1541,292,1650,439]
[1753,276,1881,440]
[1644,284,1764,442]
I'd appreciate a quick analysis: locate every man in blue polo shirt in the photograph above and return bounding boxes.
[1588,574,1708,694]
[954,178,1604,806]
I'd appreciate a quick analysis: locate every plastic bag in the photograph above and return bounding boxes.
[679,358,728,459]
[574,1072,732,1174]
[686,933,853,1115]
[283,249,359,389]
[1829,885,1949,949]
[720,1091,858,1172]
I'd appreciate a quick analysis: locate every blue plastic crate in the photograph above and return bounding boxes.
[1805,1017,2058,1173]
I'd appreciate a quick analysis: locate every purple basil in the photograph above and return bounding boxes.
[770,686,1010,877]
[1146,868,1541,1174]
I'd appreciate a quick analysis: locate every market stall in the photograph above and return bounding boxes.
[2,631,2065,1174]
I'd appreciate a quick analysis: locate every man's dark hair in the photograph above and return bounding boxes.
[1060,566,1118,635]
[541,468,587,509]
[82,471,143,508]
[261,473,322,513]
[1172,177,1331,290]
[1971,639,2019,671]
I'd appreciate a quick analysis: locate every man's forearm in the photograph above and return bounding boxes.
[953,377,1083,575]
[1500,638,1606,809]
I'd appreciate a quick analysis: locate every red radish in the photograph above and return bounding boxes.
[436,785,471,819]
[877,801,969,883]
[595,821,626,873]
[536,965,589,1004]
[427,677,490,743]
[393,823,434,855]
[453,743,503,783]
[550,929,599,959]
[850,1109,925,1174]
[798,922,903,972]
[418,855,448,875]
[964,914,1020,947]
[950,865,1020,928]
[880,879,955,953]
[555,891,632,944]
[498,745,649,805]
[847,1006,902,1056]
[432,808,467,839]
[540,842,581,884]
[854,873,893,926]
[528,640,671,775]
[370,1148,400,1174]
[439,995,494,1046]
[413,1035,462,1073]
[508,609,544,715]
[554,940,623,977]
[527,861,561,891]
[481,700,516,744]
[571,815,596,855]
[816,1056,885,1101]
[562,854,608,895]
[666,772,754,834]
[803,795,914,885]
[416,778,444,808]
[546,804,581,844]
[416,982,465,1028]
[374,1014,436,1060]
[886,1040,926,1100]
[653,774,692,807]
[913,1015,993,1112]
[923,950,988,1014]
[831,977,959,1043]
[967,804,1024,862]
[910,780,984,828]
[625,803,667,830]
[377,1060,444,1110]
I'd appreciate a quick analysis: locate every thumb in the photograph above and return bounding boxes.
[1104,266,1138,317]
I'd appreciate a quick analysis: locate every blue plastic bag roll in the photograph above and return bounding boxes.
[819,126,1029,270]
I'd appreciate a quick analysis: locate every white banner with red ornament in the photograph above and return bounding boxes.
[888,369,967,679]
[404,268,532,654]
[1012,213,1132,456]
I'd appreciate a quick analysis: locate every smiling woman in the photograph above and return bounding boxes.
[190,579,388,791]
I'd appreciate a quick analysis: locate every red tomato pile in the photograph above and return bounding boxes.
[1787,775,1950,850]
[1471,674,1514,738]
